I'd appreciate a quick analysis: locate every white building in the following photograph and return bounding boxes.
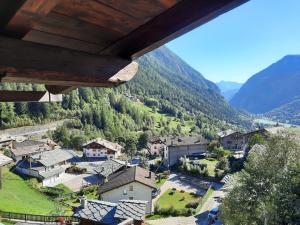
[82,138,122,159]
[98,166,156,214]
[15,149,73,186]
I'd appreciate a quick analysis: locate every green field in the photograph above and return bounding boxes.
[199,159,218,177]
[0,167,65,215]
[157,189,201,210]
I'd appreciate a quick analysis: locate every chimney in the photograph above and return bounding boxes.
[80,196,87,208]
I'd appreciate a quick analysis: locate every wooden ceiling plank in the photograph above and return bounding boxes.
[23,30,102,54]
[0,90,62,102]
[53,0,143,35]
[0,36,138,87]
[99,0,249,58]
[4,0,61,38]
[95,0,180,21]
[33,12,122,46]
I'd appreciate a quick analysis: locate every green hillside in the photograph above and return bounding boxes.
[0,47,250,148]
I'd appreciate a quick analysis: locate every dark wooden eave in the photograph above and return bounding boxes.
[0,0,249,97]
[0,90,62,102]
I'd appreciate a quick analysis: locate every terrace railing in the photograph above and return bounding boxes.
[0,210,79,223]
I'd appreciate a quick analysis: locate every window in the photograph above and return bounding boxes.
[123,190,127,195]
[129,185,133,191]
[93,154,96,156]
[129,197,133,200]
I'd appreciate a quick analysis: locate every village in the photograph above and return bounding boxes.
[0,125,284,225]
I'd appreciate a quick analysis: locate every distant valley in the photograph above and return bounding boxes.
[216,81,243,101]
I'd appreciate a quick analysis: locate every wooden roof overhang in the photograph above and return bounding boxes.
[0,0,249,101]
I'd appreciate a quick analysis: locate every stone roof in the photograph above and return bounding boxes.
[98,166,155,195]
[115,200,147,221]
[74,199,147,223]
[74,200,117,224]
[11,139,57,157]
[31,149,73,167]
[39,166,65,179]
[217,129,237,138]
[160,136,208,146]
[94,159,126,177]
[82,138,122,152]
[0,153,12,167]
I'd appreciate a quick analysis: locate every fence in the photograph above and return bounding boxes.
[0,210,80,223]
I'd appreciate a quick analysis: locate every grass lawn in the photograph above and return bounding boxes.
[0,220,16,225]
[196,187,215,213]
[155,174,169,188]
[199,159,218,177]
[54,184,73,195]
[0,167,65,215]
[157,189,201,211]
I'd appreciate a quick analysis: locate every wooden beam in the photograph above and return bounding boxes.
[0,36,138,87]
[99,0,249,59]
[45,85,76,94]
[0,0,26,31]
[3,0,60,38]
[0,90,62,102]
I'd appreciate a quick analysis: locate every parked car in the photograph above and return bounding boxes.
[152,188,161,198]
[208,207,219,222]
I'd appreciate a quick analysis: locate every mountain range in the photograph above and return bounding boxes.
[216,81,243,101]
[230,55,300,124]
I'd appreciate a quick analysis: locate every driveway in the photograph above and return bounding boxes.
[63,173,101,192]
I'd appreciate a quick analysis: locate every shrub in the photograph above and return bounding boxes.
[180,190,185,193]
[185,200,200,209]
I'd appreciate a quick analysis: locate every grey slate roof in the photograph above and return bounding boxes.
[11,139,58,157]
[39,166,65,179]
[31,149,73,167]
[115,200,147,221]
[217,129,236,138]
[94,159,126,177]
[74,199,147,223]
[74,200,117,224]
[98,166,155,195]
[161,136,208,146]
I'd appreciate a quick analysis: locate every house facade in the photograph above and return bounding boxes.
[15,149,73,186]
[98,166,155,214]
[147,137,164,156]
[218,130,244,151]
[163,136,208,167]
[82,138,122,159]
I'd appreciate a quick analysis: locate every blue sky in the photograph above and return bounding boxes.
[166,0,300,83]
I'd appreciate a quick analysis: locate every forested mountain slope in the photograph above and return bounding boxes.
[265,97,300,125]
[230,55,300,114]
[127,47,246,124]
[0,47,250,147]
